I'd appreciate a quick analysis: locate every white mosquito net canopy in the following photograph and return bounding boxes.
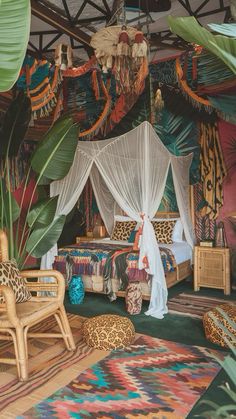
[42,121,194,319]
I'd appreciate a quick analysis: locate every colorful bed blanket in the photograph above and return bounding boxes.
[53,242,176,294]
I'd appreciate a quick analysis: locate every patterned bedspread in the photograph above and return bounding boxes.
[53,242,176,289]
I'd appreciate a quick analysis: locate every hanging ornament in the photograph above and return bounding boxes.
[117,25,130,56]
[154,88,164,112]
[132,24,148,62]
[90,25,149,94]
[54,44,73,70]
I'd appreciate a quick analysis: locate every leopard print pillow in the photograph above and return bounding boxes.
[83,314,135,350]
[0,260,31,304]
[152,220,175,244]
[111,221,137,241]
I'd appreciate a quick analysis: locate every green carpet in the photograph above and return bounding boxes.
[64,276,236,419]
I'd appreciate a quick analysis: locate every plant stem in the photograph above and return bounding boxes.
[5,158,14,258]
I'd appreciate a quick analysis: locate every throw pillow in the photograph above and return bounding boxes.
[152,220,175,244]
[0,260,31,304]
[111,221,137,241]
[172,219,184,242]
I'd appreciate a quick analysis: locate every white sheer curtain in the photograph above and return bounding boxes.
[41,121,194,318]
[171,155,195,249]
[90,165,116,235]
[40,147,93,270]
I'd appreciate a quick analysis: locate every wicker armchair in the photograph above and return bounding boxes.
[0,230,75,381]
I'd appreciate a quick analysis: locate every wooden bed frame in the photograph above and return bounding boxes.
[76,211,193,300]
[80,259,192,300]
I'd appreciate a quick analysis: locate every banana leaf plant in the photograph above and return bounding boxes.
[0,92,79,268]
[0,0,31,92]
[168,16,236,75]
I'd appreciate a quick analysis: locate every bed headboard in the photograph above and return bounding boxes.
[154,211,180,219]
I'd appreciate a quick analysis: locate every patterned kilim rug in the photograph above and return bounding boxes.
[20,334,222,419]
[168,292,235,319]
[0,314,109,418]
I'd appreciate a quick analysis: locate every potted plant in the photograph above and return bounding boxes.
[0,92,79,268]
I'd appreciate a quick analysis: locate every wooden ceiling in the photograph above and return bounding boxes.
[29,0,231,63]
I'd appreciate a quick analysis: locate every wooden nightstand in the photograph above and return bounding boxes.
[194,246,231,295]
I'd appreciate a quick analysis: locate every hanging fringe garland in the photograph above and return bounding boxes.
[62,56,97,77]
[79,74,111,139]
[176,56,213,112]
[17,56,62,120]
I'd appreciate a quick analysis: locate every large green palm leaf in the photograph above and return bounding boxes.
[0,0,31,92]
[31,117,79,183]
[168,16,236,74]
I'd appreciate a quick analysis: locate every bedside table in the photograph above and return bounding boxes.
[194,246,231,295]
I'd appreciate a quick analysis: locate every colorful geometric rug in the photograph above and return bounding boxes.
[168,292,235,319]
[20,334,222,419]
[0,314,108,418]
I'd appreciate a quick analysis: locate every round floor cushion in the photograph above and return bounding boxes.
[82,314,135,350]
[203,303,236,348]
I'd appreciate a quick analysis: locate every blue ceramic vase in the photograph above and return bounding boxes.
[68,275,85,304]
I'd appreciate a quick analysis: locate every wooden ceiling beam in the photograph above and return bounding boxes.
[31,0,91,46]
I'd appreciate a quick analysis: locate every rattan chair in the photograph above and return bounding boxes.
[0,230,76,381]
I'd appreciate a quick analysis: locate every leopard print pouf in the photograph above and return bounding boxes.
[203,303,236,348]
[82,314,135,350]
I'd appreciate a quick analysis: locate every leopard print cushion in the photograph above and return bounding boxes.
[203,303,236,348]
[152,220,175,244]
[83,314,135,350]
[0,260,31,304]
[111,221,137,241]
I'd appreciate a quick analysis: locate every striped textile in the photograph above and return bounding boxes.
[0,314,100,417]
[168,293,235,319]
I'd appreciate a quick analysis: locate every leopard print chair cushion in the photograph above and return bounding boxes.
[203,303,236,348]
[152,220,175,244]
[111,221,137,241]
[83,314,135,350]
[0,260,31,304]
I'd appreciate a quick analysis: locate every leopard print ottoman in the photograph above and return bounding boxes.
[203,303,236,348]
[82,314,135,350]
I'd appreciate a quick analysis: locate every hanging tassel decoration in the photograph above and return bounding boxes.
[55,44,73,70]
[154,88,164,112]
[117,25,130,56]
[91,70,100,100]
[132,27,148,63]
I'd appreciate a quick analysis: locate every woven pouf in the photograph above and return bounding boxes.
[83,314,135,350]
[203,303,236,348]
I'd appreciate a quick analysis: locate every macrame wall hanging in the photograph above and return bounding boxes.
[90,24,148,95]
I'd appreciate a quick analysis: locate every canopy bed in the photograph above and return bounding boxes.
[41,121,195,319]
